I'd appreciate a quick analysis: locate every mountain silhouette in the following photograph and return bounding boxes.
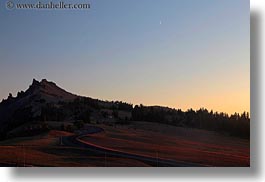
[1,79,77,115]
[0,79,250,140]
[0,79,78,135]
[0,79,133,139]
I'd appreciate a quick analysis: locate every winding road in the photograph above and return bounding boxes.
[62,126,207,167]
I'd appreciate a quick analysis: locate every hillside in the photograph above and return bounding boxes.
[0,79,250,140]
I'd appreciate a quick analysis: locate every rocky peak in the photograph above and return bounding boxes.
[40,79,57,87]
[40,79,48,84]
[32,78,40,86]
[1,79,77,107]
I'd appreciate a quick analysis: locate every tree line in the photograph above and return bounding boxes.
[132,105,250,139]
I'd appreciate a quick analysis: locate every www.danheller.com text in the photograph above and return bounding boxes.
[6,1,91,10]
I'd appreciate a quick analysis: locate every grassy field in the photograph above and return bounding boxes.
[80,122,250,167]
[0,130,149,167]
[0,121,250,167]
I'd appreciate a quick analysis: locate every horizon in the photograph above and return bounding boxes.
[0,0,250,115]
[0,78,250,116]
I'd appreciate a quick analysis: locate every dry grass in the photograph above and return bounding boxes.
[0,122,250,167]
[80,122,250,167]
[0,130,150,167]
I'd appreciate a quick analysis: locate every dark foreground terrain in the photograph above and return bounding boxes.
[0,122,249,167]
[0,79,250,167]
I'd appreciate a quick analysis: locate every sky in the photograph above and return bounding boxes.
[0,0,250,114]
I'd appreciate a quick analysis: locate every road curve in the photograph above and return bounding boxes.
[62,126,208,167]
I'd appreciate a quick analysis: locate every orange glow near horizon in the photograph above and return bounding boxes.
[0,0,249,116]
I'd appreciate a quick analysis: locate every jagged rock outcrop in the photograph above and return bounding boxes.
[0,79,77,136]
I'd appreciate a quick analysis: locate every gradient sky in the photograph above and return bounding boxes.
[0,0,249,114]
